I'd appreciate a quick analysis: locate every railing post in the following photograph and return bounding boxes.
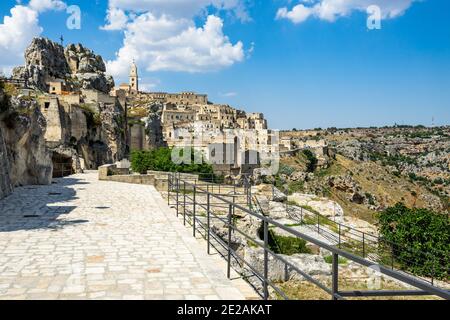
[338,224,341,249]
[167,173,170,206]
[176,176,179,217]
[391,244,395,270]
[207,193,211,254]
[300,207,303,224]
[193,185,196,237]
[332,253,339,300]
[317,214,320,234]
[183,181,186,226]
[284,263,289,282]
[263,219,269,300]
[362,233,366,258]
[431,258,435,286]
[227,203,232,279]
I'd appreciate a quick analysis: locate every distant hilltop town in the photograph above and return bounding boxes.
[111,61,268,132]
[108,61,275,176]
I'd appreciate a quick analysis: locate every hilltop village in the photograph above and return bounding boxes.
[110,61,274,176]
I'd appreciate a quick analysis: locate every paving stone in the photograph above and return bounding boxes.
[0,172,250,300]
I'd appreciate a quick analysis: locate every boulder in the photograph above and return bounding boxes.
[272,186,287,202]
[245,247,331,282]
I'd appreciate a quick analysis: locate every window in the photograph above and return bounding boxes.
[44,102,50,109]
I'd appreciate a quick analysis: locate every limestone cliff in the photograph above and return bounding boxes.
[13,38,114,94]
[0,84,52,199]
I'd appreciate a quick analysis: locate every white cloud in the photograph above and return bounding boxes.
[104,1,248,78]
[106,14,244,76]
[28,0,67,13]
[0,1,67,74]
[0,5,42,74]
[220,91,237,97]
[276,0,418,24]
[105,0,248,20]
[101,7,129,30]
[276,4,312,24]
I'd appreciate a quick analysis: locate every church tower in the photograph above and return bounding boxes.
[129,60,138,92]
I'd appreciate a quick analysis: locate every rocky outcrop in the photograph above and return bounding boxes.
[13,38,114,94]
[65,43,106,74]
[0,86,52,197]
[12,38,70,91]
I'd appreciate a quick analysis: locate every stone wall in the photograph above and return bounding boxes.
[0,90,52,192]
[0,126,13,199]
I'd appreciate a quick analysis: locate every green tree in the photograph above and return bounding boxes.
[377,203,449,280]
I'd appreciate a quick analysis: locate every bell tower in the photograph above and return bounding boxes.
[129,60,138,92]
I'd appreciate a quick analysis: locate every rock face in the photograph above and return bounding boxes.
[13,38,114,94]
[245,247,331,282]
[65,43,106,74]
[47,99,127,170]
[0,89,13,199]
[0,86,52,199]
[288,193,344,218]
[145,103,166,149]
[12,38,70,91]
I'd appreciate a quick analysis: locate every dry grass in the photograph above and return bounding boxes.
[273,278,442,300]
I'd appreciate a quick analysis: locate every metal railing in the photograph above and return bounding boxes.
[167,173,450,300]
[266,187,449,287]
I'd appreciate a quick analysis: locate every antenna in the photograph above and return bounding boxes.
[60,35,64,47]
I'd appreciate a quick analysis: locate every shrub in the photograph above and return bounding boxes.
[377,203,449,280]
[130,148,215,177]
[278,164,295,176]
[257,221,311,255]
[287,181,304,195]
[324,255,347,264]
[272,235,311,255]
[302,149,318,173]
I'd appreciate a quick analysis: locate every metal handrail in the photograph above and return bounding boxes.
[270,188,448,284]
[167,173,450,300]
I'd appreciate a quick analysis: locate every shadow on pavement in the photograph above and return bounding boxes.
[0,176,89,232]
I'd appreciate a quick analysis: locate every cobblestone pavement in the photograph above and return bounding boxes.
[0,172,252,300]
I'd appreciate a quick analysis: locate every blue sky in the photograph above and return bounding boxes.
[0,0,449,129]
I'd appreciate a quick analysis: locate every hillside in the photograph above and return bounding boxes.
[277,126,449,224]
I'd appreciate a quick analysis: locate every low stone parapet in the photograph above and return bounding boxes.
[99,166,172,191]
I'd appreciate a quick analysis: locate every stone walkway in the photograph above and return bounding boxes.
[0,171,254,300]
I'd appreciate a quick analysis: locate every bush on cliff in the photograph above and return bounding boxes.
[377,203,449,280]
